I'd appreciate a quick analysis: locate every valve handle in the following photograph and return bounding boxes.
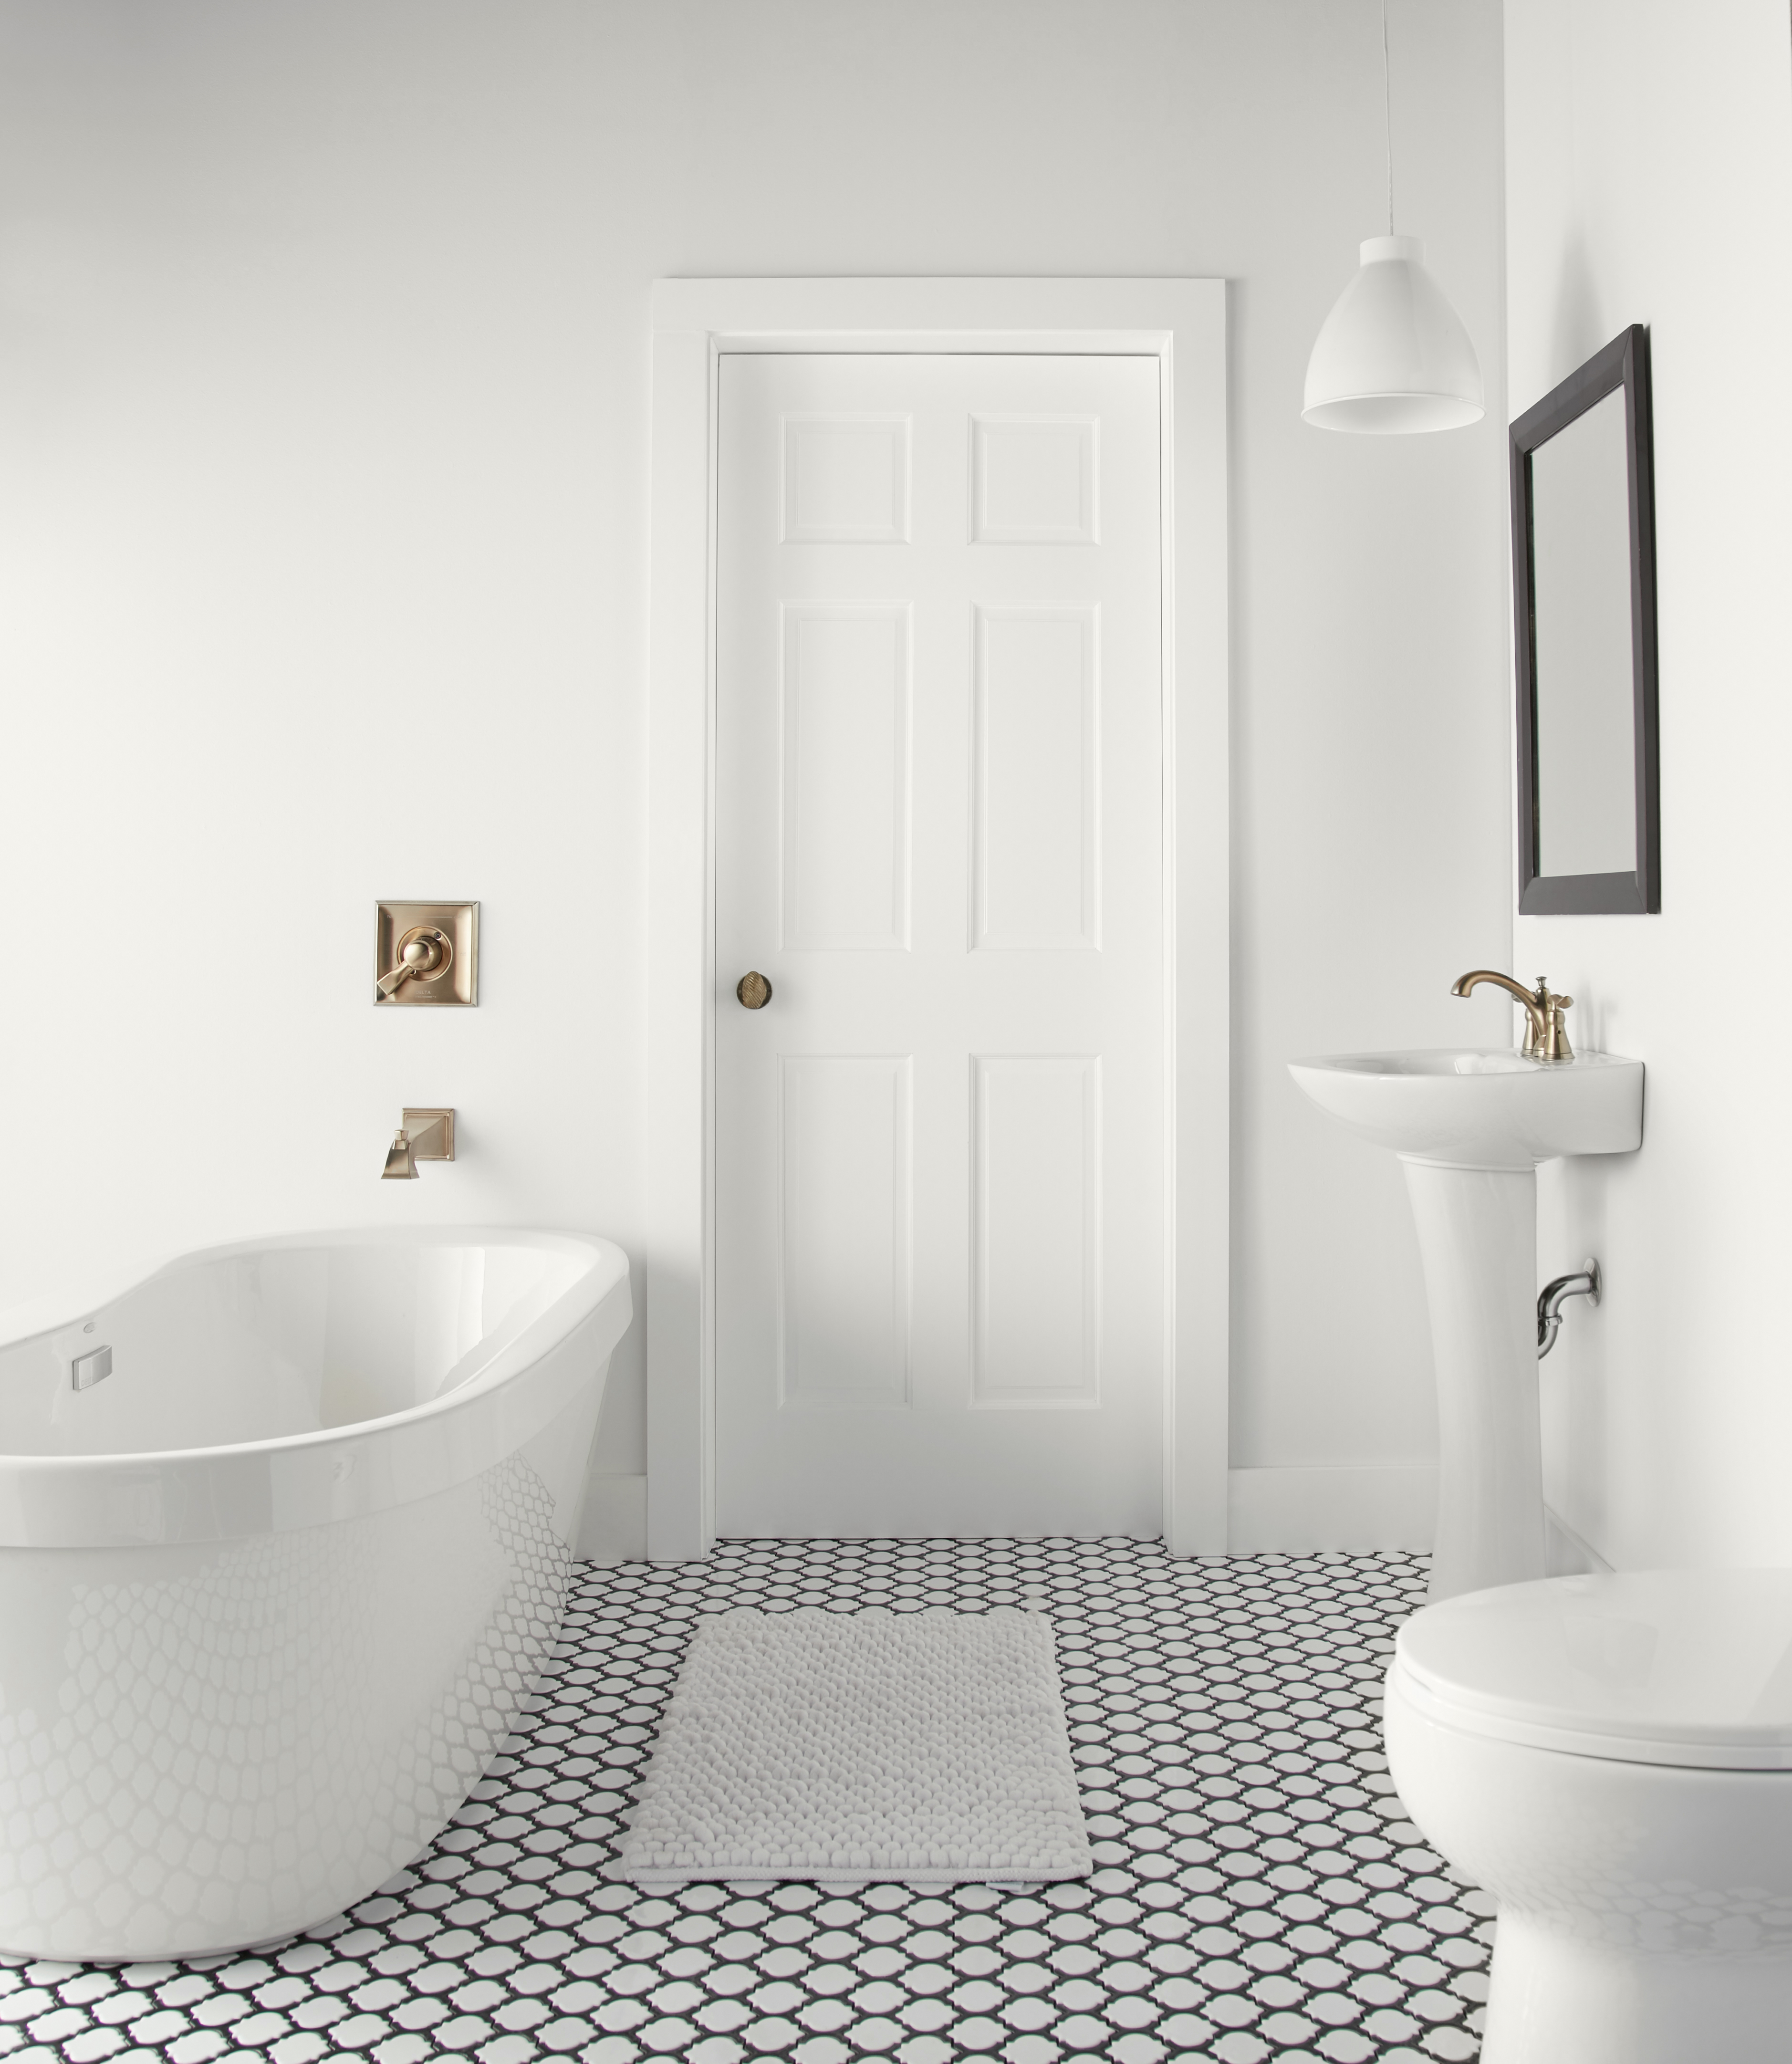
[377,928,450,1000]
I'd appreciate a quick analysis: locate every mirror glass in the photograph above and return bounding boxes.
[1529,386,1635,877]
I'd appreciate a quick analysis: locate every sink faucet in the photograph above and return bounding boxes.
[1451,970,1575,1062]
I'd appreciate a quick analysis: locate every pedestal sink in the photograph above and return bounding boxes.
[1289,1049,1643,1600]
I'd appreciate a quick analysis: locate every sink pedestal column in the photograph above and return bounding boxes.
[1401,1159,1545,1602]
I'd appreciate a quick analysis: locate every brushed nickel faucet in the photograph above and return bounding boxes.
[381,1107,456,1179]
[1451,970,1574,1062]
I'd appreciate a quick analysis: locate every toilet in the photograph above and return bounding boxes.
[1385,1570,1792,2064]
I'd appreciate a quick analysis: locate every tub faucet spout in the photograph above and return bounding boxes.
[380,1107,456,1178]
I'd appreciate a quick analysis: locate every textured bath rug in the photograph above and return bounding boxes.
[609,1606,1092,1887]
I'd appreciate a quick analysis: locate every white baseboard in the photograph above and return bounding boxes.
[1228,1465,1438,1553]
[578,1472,647,1564]
[1227,1464,1617,1576]
[595,1465,1611,1568]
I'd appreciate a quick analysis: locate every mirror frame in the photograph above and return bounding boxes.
[1511,322,1660,914]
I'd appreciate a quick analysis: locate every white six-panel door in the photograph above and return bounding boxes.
[714,354,1163,1537]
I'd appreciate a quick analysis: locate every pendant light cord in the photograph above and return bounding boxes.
[1381,0,1394,235]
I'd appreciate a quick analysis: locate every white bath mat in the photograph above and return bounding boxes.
[610,1607,1092,1888]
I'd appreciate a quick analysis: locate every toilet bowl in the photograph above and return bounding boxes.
[1384,1570,1792,2064]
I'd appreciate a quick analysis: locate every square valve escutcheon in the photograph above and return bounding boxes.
[375,900,479,1006]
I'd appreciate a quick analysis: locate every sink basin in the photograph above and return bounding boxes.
[1289,1048,1644,1169]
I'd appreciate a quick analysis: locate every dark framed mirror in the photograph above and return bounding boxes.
[1511,323,1660,914]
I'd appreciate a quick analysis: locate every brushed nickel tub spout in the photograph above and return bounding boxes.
[381,1108,455,1178]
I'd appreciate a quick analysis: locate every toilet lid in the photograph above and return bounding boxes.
[1391,1570,1792,1770]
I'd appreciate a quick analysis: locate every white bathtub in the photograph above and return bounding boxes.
[0,1227,631,1961]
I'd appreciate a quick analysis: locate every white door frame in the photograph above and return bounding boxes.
[645,278,1229,1561]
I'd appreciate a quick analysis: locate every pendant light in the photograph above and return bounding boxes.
[1303,0,1483,433]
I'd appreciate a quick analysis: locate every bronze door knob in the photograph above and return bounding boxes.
[736,971,773,1010]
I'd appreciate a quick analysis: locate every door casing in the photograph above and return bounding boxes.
[645,277,1229,1561]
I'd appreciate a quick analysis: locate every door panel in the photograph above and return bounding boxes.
[716,353,1162,1538]
[777,1055,911,1408]
[779,604,911,950]
[972,605,1099,950]
[781,414,911,542]
[970,415,1099,542]
[973,1053,1101,1406]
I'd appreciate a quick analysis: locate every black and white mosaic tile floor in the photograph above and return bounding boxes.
[0,1541,1491,2064]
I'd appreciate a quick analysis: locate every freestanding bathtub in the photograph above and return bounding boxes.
[0,1227,631,1961]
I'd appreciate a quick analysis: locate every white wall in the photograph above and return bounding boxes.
[1506,0,1792,1565]
[0,0,1509,1512]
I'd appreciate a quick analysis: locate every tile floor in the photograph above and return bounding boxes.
[0,1540,1491,2064]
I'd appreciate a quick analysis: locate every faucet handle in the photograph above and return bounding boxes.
[376,926,452,1001]
[1538,990,1575,1062]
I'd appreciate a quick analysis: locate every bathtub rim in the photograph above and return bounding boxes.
[0,1225,632,1550]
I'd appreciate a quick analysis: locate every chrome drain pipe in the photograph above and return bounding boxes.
[1538,1257,1601,1359]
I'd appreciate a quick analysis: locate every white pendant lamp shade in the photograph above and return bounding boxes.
[1304,235,1483,433]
